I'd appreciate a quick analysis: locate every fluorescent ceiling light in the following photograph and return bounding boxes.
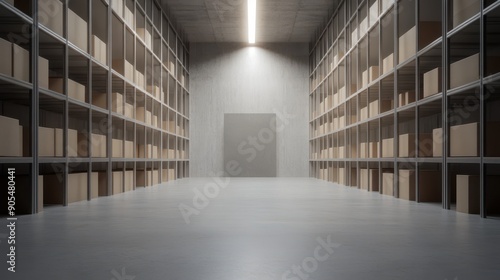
[248,0,256,44]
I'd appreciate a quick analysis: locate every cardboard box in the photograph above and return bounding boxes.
[398,91,416,107]
[369,142,379,158]
[136,70,145,89]
[359,143,368,158]
[382,53,394,74]
[398,133,433,158]
[456,175,480,214]
[111,0,124,17]
[338,146,345,158]
[50,78,86,101]
[338,87,346,102]
[112,139,123,158]
[450,53,479,89]
[113,171,123,194]
[382,172,394,196]
[92,35,107,65]
[152,170,159,185]
[382,138,394,158]
[0,116,22,156]
[423,67,442,98]
[92,133,107,157]
[93,92,107,108]
[13,43,29,82]
[169,169,176,181]
[398,170,416,201]
[68,9,88,51]
[0,38,12,77]
[124,102,134,118]
[452,0,480,28]
[351,27,358,44]
[39,126,55,156]
[369,0,379,27]
[124,5,134,27]
[124,140,134,158]
[68,173,87,203]
[399,26,416,63]
[419,170,442,202]
[111,92,123,113]
[432,128,443,157]
[369,100,379,118]
[41,0,63,36]
[125,171,134,192]
[450,122,478,157]
[91,172,99,199]
[37,175,44,212]
[38,56,49,89]
[338,168,345,185]
[136,107,146,122]
[125,60,134,81]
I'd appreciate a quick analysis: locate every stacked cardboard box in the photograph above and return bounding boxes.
[382,53,394,74]
[68,173,88,204]
[398,170,416,201]
[450,122,478,157]
[456,175,480,214]
[68,9,88,51]
[92,35,107,65]
[112,171,123,194]
[382,138,394,158]
[124,140,134,158]
[41,0,63,36]
[124,171,134,192]
[111,92,124,113]
[399,133,433,157]
[398,91,415,107]
[382,172,394,196]
[91,133,107,157]
[112,139,123,158]
[0,38,12,77]
[399,26,416,63]
[452,0,480,28]
[0,116,23,157]
[450,54,479,89]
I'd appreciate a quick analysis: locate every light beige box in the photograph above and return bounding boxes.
[124,102,134,119]
[68,173,87,204]
[124,5,134,27]
[92,35,107,65]
[125,170,134,192]
[68,9,88,52]
[433,128,443,157]
[36,56,50,89]
[382,172,394,196]
[162,169,168,182]
[136,107,146,123]
[398,93,406,107]
[0,116,23,157]
[112,171,123,194]
[111,92,123,113]
[369,0,379,27]
[168,148,176,159]
[369,100,379,118]
[125,60,134,81]
[146,110,152,124]
[382,138,394,158]
[111,0,124,17]
[92,133,107,157]
[91,172,99,199]
[112,139,123,158]
[424,67,442,98]
[362,70,369,88]
[68,79,86,102]
[54,128,78,157]
[152,170,159,185]
[39,126,55,157]
[382,53,394,74]
[37,175,44,212]
[450,122,478,157]
[399,133,433,158]
[338,146,345,158]
[351,27,358,44]
[419,170,442,202]
[369,142,379,158]
[453,0,480,28]
[40,0,63,36]
[398,170,416,201]
[450,53,479,89]
[456,175,480,214]
[360,143,368,158]
[360,169,369,190]
[399,26,416,63]
[338,87,346,102]
[13,43,29,82]
[124,140,134,158]
[338,167,345,185]
[0,38,12,77]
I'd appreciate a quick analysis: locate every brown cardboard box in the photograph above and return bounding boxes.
[382,172,394,196]
[369,142,379,158]
[0,116,22,156]
[450,53,479,89]
[41,0,63,36]
[68,9,88,51]
[38,56,49,89]
[456,174,480,214]
[382,53,394,74]
[68,173,87,203]
[399,26,416,63]
[92,92,107,108]
[124,5,134,27]
[124,140,134,158]
[398,170,416,201]
[359,142,368,158]
[92,133,107,157]
[382,138,394,158]
[152,170,159,185]
[136,107,146,122]
[113,171,123,194]
[0,37,12,77]
[91,172,99,199]
[112,139,123,158]
[125,171,134,192]
[92,35,107,65]
[38,175,44,212]
[338,168,345,185]
[360,169,369,190]
[124,102,134,118]
[450,122,478,157]
[39,126,55,157]
[399,133,433,157]
[13,43,29,82]
[433,128,443,157]
[111,92,123,113]
[419,170,442,202]
[453,0,480,28]
[369,100,379,118]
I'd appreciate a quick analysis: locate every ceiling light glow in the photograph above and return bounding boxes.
[248,0,256,44]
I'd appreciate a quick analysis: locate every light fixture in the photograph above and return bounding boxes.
[248,0,256,44]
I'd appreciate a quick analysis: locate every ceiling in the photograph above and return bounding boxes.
[162,0,340,43]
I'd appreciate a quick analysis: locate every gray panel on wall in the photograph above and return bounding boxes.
[190,43,310,177]
[224,114,277,177]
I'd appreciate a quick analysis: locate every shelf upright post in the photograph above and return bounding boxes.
[479,0,485,218]
[107,0,113,195]
[393,0,399,199]
[32,0,40,213]
[442,0,449,210]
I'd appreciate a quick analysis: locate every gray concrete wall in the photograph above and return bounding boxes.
[190,43,309,177]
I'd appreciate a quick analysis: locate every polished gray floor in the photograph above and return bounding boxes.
[3,178,500,279]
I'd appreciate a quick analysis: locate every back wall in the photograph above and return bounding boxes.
[190,43,309,177]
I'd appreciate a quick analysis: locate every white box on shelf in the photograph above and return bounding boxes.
[124,102,134,119]
[382,138,394,158]
[112,139,123,158]
[369,100,379,118]
[91,134,107,157]
[111,92,123,113]
[0,38,12,77]
[450,53,479,89]
[124,140,134,158]
[92,35,107,65]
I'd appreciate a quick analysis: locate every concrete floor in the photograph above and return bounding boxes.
[3,178,500,279]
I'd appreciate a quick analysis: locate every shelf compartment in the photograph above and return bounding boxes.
[449,0,480,30]
[418,164,442,203]
[418,0,442,50]
[397,60,416,107]
[92,0,108,65]
[418,99,443,157]
[419,43,443,100]
[448,20,480,90]
[485,6,500,78]
[39,0,63,37]
[448,89,480,157]
[381,163,395,196]
[380,9,395,75]
[398,169,416,201]
[485,164,500,217]
[68,2,89,52]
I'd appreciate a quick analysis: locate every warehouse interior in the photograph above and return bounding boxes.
[1,0,500,279]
